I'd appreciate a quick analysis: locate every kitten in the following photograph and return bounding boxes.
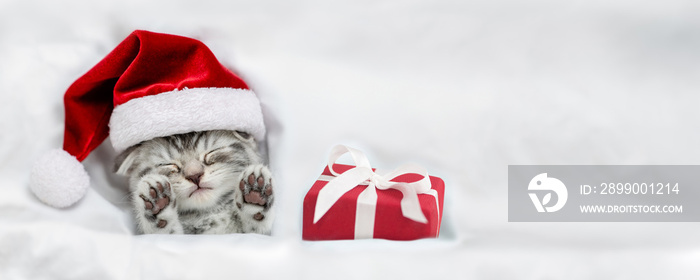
[114,130,274,234]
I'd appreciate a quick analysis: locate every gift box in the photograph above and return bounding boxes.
[302,145,445,241]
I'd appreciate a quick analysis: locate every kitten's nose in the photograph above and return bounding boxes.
[184,160,204,185]
[186,172,203,185]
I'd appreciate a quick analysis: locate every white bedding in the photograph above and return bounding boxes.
[2,0,700,279]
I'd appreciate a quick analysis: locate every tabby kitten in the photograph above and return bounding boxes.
[115,130,274,234]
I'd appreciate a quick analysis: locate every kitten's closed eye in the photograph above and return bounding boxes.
[204,148,232,165]
[158,164,180,175]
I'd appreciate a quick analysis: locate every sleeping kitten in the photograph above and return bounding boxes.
[114,130,274,234]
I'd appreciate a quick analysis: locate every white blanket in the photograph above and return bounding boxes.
[2,0,699,279]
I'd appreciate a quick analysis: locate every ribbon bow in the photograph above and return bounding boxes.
[313,145,436,239]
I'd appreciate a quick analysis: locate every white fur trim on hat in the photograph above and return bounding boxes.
[29,149,90,208]
[108,87,266,154]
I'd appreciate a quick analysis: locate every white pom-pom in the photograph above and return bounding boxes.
[29,149,89,208]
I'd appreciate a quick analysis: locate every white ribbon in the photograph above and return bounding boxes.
[313,145,438,239]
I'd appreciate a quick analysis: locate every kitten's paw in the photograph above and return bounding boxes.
[237,165,275,233]
[135,175,175,229]
[238,164,274,214]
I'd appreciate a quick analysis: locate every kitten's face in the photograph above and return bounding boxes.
[116,130,261,210]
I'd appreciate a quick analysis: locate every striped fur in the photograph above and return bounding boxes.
[115,130,274,234]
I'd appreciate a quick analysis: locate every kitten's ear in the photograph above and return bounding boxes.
[114,145,140,176]
[233,130,254,142]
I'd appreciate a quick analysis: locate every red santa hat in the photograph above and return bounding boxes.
[29,30,265,208]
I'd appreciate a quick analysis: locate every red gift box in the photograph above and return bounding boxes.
[302,146,445,241]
